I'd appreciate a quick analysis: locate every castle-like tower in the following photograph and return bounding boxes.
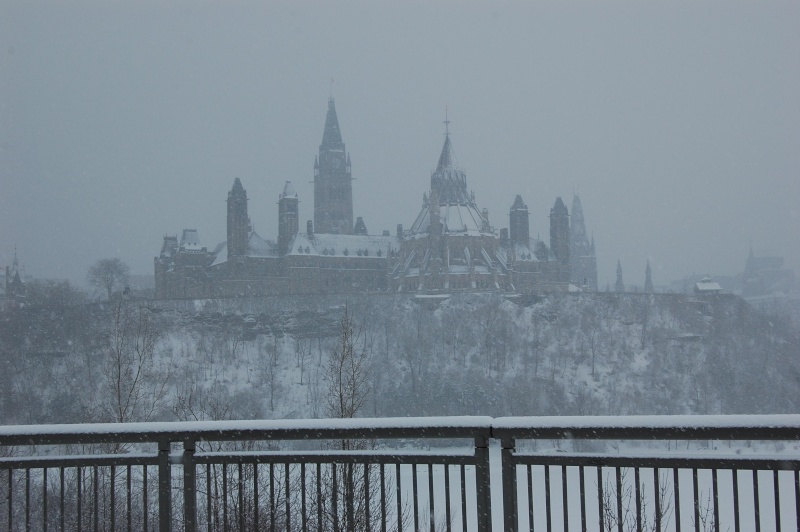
[278,181,299,255]
[227,178,249,258]
[550,197,570,267]
[569,194,598,290]
[314,98,353,234]
[509,195,530,247]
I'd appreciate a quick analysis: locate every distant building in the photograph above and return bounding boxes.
[694,276,722,296]
[4,250,26,309]
[389,128,568,293]
[743,247,795,297]
[154,99,591,299]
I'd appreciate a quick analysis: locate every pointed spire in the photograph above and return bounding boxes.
[570,194,587,240]
[436,134,454,173]
[571,194,584,218]
[231,177,245,195]
[320,98,344,150]
[435,108,460,174]
[430,114,468,205]
[645,260,654,292]
[615,260,625,293]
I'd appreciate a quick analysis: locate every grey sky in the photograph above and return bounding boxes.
[2,0,798,288]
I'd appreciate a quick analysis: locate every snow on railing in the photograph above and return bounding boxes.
[1,415,799,531]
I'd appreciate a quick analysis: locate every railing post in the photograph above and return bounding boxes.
[475,436,492,532]
[183,439,197,532]
[158,439,172,532]
[501,437,517,532]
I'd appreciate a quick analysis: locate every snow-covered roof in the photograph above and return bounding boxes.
[248,232,279,258]
[286,232,399,258]
[498,239,550,262]
[210,231,280,266]
[695,281,722,292]
[180,229,201,250]
[280,181,297,199]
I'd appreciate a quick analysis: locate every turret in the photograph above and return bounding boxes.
[549,197,570,266]
[353,216,368,235]
[227,178,249,258]
[278,181,299,255]
[509,195,530,247]
[644,260,654,292]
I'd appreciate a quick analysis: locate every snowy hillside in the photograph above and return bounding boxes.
[1,292,798,426]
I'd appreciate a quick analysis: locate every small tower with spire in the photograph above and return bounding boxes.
[550,197,570,267]
[227,178,249,259]
[278,181,299,255]
[353,216,368,235]
[314,98,353,234]
[569,194,598,290]
[615,260,625,293]
[429,120,470,206]
[509,195,530,248]
[5,247,26,305]
[644,260,654,292]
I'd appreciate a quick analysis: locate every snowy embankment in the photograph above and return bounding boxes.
[1,292,798,428]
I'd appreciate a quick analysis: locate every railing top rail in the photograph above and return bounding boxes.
[492,414,800,441]
[2,415,800,447]
[0,415,494,447]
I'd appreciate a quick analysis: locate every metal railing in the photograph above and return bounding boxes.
[1,415,799,531]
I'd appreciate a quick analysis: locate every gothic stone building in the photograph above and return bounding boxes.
[154,99,597,299]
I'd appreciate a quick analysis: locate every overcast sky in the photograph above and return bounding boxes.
[2,0,798,289]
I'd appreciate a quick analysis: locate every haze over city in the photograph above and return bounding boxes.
[2,0,798,288]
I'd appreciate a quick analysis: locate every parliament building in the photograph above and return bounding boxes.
[154,99,597,299]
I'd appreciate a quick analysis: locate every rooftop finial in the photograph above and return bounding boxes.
[444,105,450,136]
[329,78,334,101]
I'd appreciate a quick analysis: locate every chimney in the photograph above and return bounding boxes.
[307,220,313,236]
[500,228,509,244]
[396,224,403,239]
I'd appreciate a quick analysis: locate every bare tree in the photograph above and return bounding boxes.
[296,337,311,385]
[258,335,281,412]
[325,307,371,425]
[88,258,130,300]
[319,308,379,531]
[104,299,168,425]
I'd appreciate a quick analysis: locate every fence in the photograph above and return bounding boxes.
[1,415,799,531]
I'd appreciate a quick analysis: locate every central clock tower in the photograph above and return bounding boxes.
[314,98,353,234]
